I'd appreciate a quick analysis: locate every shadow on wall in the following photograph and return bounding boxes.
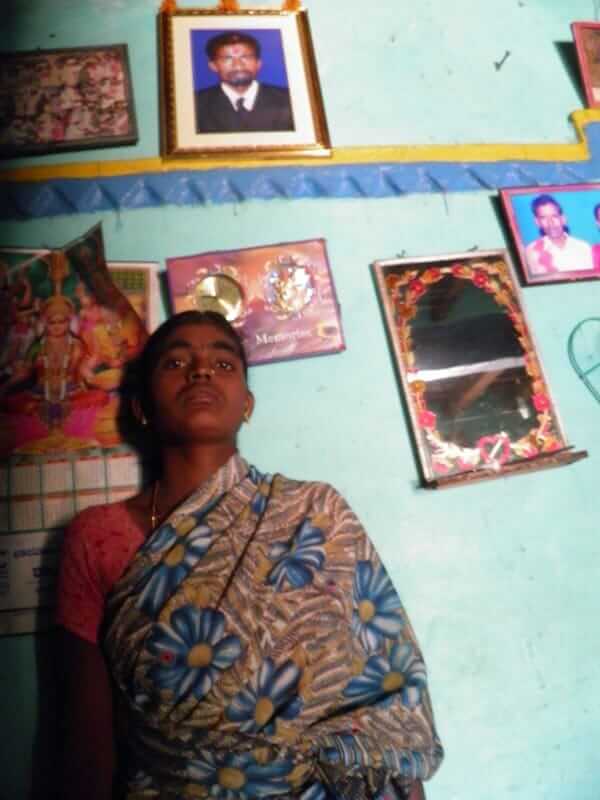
[554,40,585,106]
[32,629,62,799]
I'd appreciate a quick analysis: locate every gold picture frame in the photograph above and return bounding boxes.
[159,7,330,159]
[0,44,137,158]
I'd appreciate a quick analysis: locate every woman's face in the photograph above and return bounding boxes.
[149,322,253,447]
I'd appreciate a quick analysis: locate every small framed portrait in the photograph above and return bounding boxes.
[500,183,600,285]
[572,21,600,108]
[159,7,330,158]
[0,44,137,158]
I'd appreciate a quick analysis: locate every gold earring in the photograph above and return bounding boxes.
[243,409,250,423]
[140,414,148,427]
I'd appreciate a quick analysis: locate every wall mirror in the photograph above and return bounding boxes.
[373,250,587,487]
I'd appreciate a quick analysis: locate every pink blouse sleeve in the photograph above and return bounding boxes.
[56,503,144,644]
[56,508,107,644]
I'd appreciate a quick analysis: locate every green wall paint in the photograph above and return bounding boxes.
[3,195,600,799]
[1,0,594,166]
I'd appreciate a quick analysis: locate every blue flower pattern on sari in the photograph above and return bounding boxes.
[267,518,325,591]
[246,466,272,515]
[225,657,302,734]
[104,462,442,794]
[299,783,329,800]
[186,750,294,799]
[145,521,179,553]
[147,606,242,702]
[343,641,426,709]
[136,522,214,616]
[351,560,404,652]
[143,494,223,555]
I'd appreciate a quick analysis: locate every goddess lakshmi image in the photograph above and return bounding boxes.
[0,293,110,456]
[0,226,148,458]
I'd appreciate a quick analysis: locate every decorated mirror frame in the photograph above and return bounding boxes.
[373,250,587,488]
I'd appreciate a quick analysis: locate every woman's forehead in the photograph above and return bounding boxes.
[159,322,242,357]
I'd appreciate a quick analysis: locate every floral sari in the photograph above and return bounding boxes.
[104,455,443,799]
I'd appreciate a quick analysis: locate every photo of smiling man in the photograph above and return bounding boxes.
[524,193,593,277]
[193,30,294,134]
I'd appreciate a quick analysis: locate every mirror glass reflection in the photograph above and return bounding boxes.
[409,275,535,448]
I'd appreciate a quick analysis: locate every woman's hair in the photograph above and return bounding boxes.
[131,310,248,423]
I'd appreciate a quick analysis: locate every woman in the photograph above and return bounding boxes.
[57,310,443,800]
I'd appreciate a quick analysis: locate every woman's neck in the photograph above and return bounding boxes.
[157,442,237,514]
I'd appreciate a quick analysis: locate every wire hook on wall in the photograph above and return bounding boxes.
[567,317,600,405]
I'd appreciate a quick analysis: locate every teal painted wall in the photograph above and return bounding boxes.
[2,2,600,799]
[1,0,594,161]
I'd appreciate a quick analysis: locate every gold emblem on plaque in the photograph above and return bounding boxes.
[194,274,244,321]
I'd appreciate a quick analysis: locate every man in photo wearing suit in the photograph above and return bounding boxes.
[195,32,294,134]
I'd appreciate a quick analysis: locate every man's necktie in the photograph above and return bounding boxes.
[236,98,246,112]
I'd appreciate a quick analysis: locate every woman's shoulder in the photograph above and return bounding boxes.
[66,498,141,538]
[58,498,146,640]
[273,473,351,512]
[62,497,146,587]
[267,474,367,550]
[274,472,341,494]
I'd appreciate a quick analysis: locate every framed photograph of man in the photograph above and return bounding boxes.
[500,184,600,285]
[159,8,330,158]
[572,21,600,108]
[0,44,137,158]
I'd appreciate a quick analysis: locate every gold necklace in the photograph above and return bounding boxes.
[150,481,160,529]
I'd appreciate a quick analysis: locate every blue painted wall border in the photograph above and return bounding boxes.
[3,123,600,220]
